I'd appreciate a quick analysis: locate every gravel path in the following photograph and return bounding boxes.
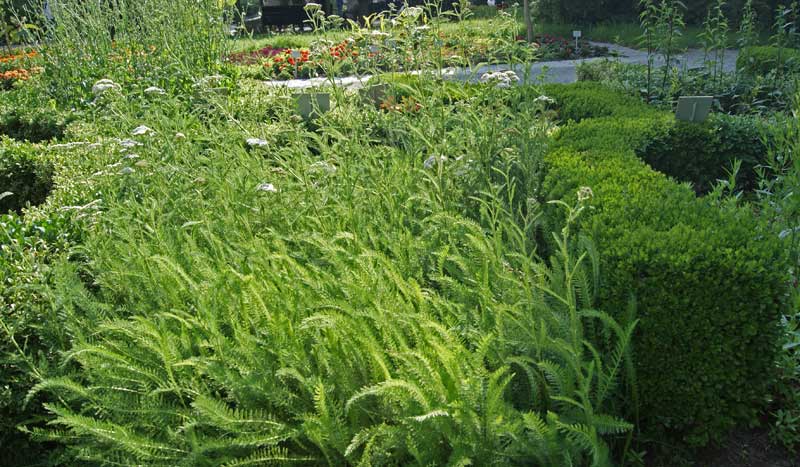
[262,42,740,90]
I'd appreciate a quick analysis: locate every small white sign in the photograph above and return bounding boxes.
[572,30,582,38]
[676,96,713,122]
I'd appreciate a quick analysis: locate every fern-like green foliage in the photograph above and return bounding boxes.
[25,80,635,466]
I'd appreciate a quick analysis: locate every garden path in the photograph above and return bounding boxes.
[261,42,740,90]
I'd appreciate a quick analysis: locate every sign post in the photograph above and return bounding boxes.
[572,30,582,51]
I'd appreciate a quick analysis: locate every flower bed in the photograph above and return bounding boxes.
[229,18,609,81]
[0,50,42,89]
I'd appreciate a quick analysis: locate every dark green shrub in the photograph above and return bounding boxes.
[543,83,773,193]
[0,87,72,142]
[0,109,69,143]
[540,82,789,448]
[737,46,800,76]
[577,59,798,115]
[0,143,54,213]
[1,211,81,466]
[543,81,663,122]
[638,113,771,193]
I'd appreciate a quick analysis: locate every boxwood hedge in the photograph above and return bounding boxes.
[0,141,54,214]
[540,82,789,447]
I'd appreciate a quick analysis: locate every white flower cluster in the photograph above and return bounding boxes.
[92,79,120,95]
[246,138,269,148]
[479,70,520,88]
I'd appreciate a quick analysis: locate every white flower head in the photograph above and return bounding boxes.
[246,138,269,148]
[119,167,135,175]
[50,141,90,150]
[309,161,337,174]
[194,75,224,88]
[174,132,186,140]
[92,79,120,95]
[400,6,424,19]
[144,86,166,95]
[131,125,154,136]
[502,70,520,82]
[479,70,519,88]
[118,138,142,148]
[257,183,278,193]
[304,2,322,11]
[534,95,555,104]
[577,186,593,202]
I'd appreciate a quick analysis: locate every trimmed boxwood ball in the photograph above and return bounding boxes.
[540,82,790,448]
[0,143,54,213]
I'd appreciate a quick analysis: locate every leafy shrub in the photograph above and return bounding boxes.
[0,83,72,142]
[0,142,54,213]
[541,82,790,448]
[545,82,773,194]
[0,107,70,143]
[0,210,83,467]
[577,59,799,115]
[41,0,229,104]
[638,113,771,193]
[737,46,800,76]
[541,82,662,122]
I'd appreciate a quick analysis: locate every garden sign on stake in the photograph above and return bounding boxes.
[675,96,713,122]
[573,30,582,51]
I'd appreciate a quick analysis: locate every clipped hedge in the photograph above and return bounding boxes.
[638,113,771,193]
[546,83,771,193]
[540,82,789,447]
[0,141,54,213]
[737,46,800,77]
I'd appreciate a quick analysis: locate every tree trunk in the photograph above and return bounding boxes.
[523,0,534,43]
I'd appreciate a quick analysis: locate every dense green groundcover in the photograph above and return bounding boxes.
[2,79,646,466]
[0,73,793,466]
[542,82,789,447]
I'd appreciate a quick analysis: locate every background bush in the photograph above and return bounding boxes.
[39,0,230,104]
[638,113,771,193]
[541,82,789,448]
[576,57,798,115]
[738,45,800,76]
[536,0,782,25]
[0,141,54,213]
